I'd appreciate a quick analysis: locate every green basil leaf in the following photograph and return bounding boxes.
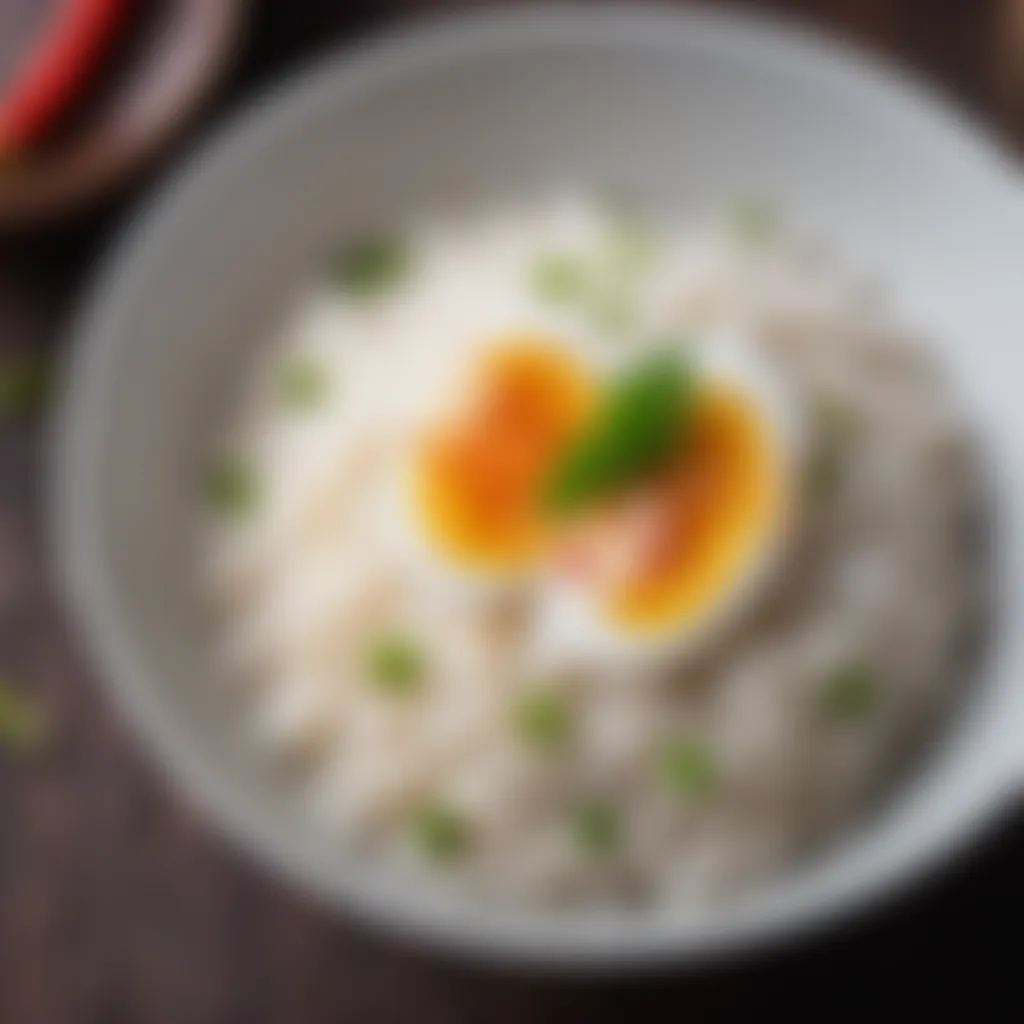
[544,350,697,516]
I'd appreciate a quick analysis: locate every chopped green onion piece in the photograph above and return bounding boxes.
[601,185,644,217]
[413,803,469,861]
[571,801,620,856]
[515,690,571,750]
[279,358,329,409]
[659,737,716,799]
[807,444,844,499]
[590,284,634,334]
[729,197,777,244]
[205,458,258,517]
[807,395,859,499]
[544,349,697,517]
[531,254,590,304]
[815,395,858,446]
[0,353,52,421]
[606,214,657,276]
[366,633,425,694]
[0,683,47,751]
[823,662,879,722]
[332,235,409,298]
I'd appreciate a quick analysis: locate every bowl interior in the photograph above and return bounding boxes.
[58,8,1024,962]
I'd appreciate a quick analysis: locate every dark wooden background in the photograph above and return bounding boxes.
[1,2,1022,1022]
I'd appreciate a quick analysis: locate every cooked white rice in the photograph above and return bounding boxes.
[200,196,978,908]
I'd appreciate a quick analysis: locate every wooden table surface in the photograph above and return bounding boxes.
[1,2,1021,1022]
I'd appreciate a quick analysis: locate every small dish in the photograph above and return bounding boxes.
[0,0,244,228]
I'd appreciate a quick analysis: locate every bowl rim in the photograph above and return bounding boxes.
[52,3,1024,968]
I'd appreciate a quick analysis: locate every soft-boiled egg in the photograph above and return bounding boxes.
[402,326,799,662]
[540,334,799,664]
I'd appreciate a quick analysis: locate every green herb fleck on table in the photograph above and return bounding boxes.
[279,358,329,409]
[572,800,620,857]
[515,690,572,750]
[729,197,777,244]
[332,234,409,298]
[0,352,52,422]
[0,683,47,752]
[544,349,697,517]
[413,803,470,861]
[205,457,258,517]
[532,254,590,304]
[366,633,425,694]
[823,662,879,722]
[659,737,716,799]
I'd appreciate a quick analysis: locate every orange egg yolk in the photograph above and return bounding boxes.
[553,389,782,633]
[414,340,596,570]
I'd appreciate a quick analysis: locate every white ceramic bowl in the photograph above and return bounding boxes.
[54,5,1024,966]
